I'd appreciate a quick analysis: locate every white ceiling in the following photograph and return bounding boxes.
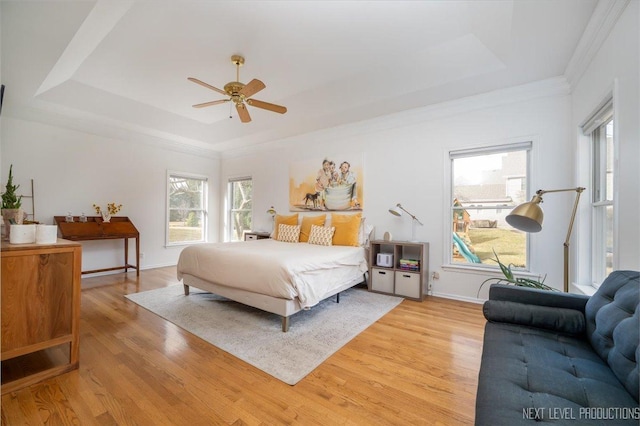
[1,0,599,155]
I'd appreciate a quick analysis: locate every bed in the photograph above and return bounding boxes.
[177,239,368,331]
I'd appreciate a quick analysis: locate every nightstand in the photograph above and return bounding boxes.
[244,231,271,241]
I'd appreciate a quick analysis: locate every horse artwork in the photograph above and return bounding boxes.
[289,154,364,211]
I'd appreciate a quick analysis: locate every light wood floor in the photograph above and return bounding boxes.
[1,267,486,425]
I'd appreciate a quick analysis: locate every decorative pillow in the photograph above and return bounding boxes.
[273,213,298,240]
[331,213,362,246]
[308,225,335,246]
[277,224,300,243]
[357,216,375,246]
[299,215,326,242]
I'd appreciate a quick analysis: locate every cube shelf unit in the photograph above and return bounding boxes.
[368,240,429,301]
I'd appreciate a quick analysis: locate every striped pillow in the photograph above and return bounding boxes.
[277,224,300,243]
[308,225,335,246]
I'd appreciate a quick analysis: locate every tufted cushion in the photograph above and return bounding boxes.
[585,270,639,401]
[476,322,639,425]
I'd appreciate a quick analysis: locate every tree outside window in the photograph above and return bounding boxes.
[228,178,253,241]
[167,173,207,245]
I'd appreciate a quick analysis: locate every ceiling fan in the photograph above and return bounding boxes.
[188,55,287,123]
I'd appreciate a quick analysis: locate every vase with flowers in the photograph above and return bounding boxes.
[93,202,122,223]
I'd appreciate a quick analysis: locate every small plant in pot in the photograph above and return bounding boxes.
[478,249,557,296]
[1,165,24,240]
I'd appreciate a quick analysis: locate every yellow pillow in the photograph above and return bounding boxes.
[331,213,362,246]
[299,215,326,242]
[273,214,298,240]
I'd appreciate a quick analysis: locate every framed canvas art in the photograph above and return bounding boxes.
[289,155,364,212]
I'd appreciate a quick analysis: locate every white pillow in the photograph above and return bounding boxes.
[358,217,374,246]
[307,225,335,246]
[277,224,300,243]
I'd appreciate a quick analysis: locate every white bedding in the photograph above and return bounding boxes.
[177,239,367,309]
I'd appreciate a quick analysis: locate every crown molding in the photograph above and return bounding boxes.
[564,0,630,89]
[4,103,221,160]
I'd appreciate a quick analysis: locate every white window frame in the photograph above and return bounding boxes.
[582,98,615,287]
[166,171,208,247]
[446,141,533,271]
[227,176,253,242]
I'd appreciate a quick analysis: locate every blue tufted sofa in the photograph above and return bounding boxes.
[475,270,639,425]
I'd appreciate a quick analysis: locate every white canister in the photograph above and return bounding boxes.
[9,224,36,244]
[36,224,58,244]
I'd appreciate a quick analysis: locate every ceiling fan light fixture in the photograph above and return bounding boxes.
[188,55,287,123]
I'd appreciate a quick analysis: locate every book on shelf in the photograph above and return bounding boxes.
[399,258,420,271]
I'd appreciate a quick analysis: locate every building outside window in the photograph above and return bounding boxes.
[228,177,253,242]
[449,142,531,269]
[583,99,614,287]
[167,172,208,245]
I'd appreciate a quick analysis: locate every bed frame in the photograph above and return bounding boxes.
[182,273,366,332]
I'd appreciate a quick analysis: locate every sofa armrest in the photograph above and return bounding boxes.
[489,284,589,312]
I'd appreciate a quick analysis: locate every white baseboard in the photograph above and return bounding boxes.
[429,291,485,304]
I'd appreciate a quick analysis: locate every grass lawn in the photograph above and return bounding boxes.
[169,225,203,243]
[455,228,526,268]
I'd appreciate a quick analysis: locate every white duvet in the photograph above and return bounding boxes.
[177,239,367,309]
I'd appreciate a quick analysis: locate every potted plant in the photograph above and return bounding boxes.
[478,250,556,296]
[1,164,24,240]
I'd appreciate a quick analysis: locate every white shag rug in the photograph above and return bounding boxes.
[125,284,402,385]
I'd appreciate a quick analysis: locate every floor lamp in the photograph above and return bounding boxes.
[389,203,423,242]
[505,187,585,292]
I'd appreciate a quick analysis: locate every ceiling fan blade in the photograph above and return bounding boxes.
[236,103,251,123]
[247,98,287,114]
[239,79,265,98]
[192,99,230,108]
[188,77,227,96]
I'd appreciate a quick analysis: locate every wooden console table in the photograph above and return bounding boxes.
[1,239,82,394]
[54,216,140,276]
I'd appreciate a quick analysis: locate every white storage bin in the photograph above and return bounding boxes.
[371,268,394,293]
[395,271,421,299]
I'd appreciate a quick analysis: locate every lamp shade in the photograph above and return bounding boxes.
[506,197,544,233]
[389,204,402,217]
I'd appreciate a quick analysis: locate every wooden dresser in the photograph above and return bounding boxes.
[1,239,82,394]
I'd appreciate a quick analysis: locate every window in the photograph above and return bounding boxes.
[449,142,531,268]
[228,177,253,242]
[167,172,207,245]
[584,99,614,286]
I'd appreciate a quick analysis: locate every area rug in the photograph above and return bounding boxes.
[125,284,402,385]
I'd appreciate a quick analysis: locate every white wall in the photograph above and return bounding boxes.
[573,0,640,284]
[221,81,575,301]
[0,117,220,279]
